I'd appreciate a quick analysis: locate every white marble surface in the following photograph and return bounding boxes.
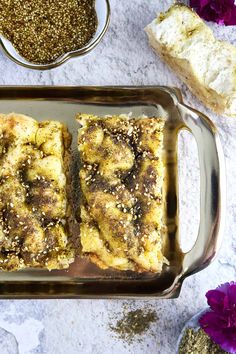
[0,1,235,353]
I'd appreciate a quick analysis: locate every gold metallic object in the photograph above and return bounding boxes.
[0,86,225,298]
[0,0,110,70]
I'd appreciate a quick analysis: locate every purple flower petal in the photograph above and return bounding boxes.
[199,282,236,353]
[227,8,236,25]
[218,282,234,295]
[200,311,228,331]
[228,284,236,307]
[200,311,236,353]
[190,0,236,26]
[201,0,210,7]
[206,289,226,312]
[190,0,202,7]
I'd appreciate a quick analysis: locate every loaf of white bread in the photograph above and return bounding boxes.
[145,3,236,117]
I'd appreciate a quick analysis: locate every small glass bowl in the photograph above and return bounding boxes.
[176,310,207,354]
[0,0,110,70]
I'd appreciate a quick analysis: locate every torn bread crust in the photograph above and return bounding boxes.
[77,113,167,273]
[145,4,236,117]
[0,113,74,271]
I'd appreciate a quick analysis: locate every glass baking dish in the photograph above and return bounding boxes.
[0,86,225,298]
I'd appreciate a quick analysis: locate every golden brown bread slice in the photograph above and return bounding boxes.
[0,113,74,271]
[77,113,167,273]
[145,4,236,117]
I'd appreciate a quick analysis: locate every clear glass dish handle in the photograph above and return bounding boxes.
[177,102,226,278]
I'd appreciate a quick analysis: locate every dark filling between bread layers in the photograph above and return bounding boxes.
[79,115,165,271]
[0,121,70,270]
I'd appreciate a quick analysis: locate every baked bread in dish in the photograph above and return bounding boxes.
[0,113,74,271]
[77,114,167,273]
[145,4,236,117]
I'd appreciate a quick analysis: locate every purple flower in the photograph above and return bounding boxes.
[199,282,236,353]
[190,0,236,26]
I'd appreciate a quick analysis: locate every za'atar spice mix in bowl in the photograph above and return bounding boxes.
[177,282,236,354]
[0,0,110,69]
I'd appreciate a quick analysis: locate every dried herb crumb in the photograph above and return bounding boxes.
[179,328,228,354]
[109,308,157,344]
